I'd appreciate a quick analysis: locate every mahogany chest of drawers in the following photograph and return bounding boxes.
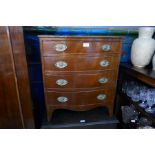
[39,36,123,122]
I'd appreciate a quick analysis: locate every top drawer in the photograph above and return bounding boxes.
[40,38,121,56]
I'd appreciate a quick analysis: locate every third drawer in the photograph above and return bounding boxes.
[44,70,117,89]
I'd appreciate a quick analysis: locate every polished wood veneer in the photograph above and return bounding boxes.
[42,40,121,55]
[0,26,34,128]
[43,54,119,72]
[44,70,117,89]
[46,88,115,106]
[39,36,123,121]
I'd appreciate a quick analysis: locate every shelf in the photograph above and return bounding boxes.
[120,63,155,87]
[121,92,155,124]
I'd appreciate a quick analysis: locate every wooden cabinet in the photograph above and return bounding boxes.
[39,36,123,121]
[0,27,34,128]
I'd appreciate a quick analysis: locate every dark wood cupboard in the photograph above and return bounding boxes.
[0,27,34,128]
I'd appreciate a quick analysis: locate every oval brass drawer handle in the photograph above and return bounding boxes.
[57,96,68,103]
[55,61,68,69]
[55,44,67,52]
[100,60,109,67]
[102,44,111,51]
[97,94,106,100]
[98,77,108,84]
[56,79,68,86]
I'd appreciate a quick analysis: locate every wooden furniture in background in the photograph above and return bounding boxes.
[120,63,155,87]
[39,36,123,121]
[0,26,34,128]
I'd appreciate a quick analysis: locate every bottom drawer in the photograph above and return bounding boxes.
[45,88,115,106]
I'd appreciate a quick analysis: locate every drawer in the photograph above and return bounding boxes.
[42,55,120,72]
[44,71,117,89]
[41,39,121,56]
[45,88,115,106]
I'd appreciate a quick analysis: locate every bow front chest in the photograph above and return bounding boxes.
[39,36,123,121]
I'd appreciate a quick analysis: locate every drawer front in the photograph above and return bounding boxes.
[45,89,115,106]
[41,40,121,56]
[43,55,119,72]
[75,71,116,88]
[44,71,116,89]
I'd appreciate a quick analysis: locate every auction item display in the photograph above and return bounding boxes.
[39,36,123,121]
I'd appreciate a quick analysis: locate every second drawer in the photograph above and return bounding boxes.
[42,55,120,72]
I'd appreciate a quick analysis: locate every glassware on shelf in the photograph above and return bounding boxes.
[131,86,140,102]
[126,81,138,97]
[138,117,152,127]
[139,87,148,108]
[145,89,155,113]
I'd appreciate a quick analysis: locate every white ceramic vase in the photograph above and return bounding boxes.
[131,27,155,68]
